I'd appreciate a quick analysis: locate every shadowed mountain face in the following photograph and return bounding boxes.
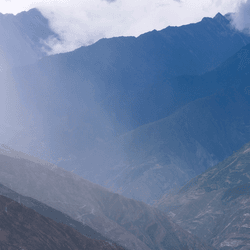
[0,195,125,250]
[154,141,250,250]
[10,12,250,131]
[103,84,250,205]
[0,148,214,250]
[0,8,58,68]
[85,42,250,205]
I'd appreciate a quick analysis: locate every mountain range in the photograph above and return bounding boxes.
[10,11,250,131]
[2,10,250,192]
[0,7,250,250]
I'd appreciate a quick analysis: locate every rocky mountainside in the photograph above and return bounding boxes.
[0,147,214,250]
[154,141,250,250]
[0,8,58,68]
[0,195,125,250]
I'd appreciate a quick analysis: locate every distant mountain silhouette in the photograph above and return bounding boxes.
[10,12,250,129]
[0,149,214,250]
[154,140,250,250]
[0,8,58,68]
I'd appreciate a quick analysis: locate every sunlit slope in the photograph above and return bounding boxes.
[154,141,250,250]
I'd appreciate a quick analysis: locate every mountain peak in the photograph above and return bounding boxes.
[213,12,228,23]
[214,12,223,18]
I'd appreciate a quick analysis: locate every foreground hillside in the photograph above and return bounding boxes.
[0,146,213,250]
[0,180,123,245]
[0,195,125,250]
[154,141,250,249]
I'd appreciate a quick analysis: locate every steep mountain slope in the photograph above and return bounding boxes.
[102,85,250,205]
[96,42,250,204]
[0,148,214,250]
[0,195,125,250]
[0,8,58,68]
[167,41,250,108]
[154,141,250,250]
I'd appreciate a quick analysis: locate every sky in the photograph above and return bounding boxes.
[1,0,250,54]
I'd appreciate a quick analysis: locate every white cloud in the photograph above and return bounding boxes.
[0,0,246,53]
[231,0,250,34]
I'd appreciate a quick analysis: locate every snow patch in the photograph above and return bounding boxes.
[243,148,250,154]
[168,211,176,218]
[220,239,243,247]
[241,224,250,228]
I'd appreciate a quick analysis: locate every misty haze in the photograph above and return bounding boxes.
[0,0,250,249]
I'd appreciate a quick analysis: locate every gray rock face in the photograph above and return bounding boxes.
[0,146,213,250]
[154,141,250,249]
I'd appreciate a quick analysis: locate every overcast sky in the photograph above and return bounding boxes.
[1,0,250,54]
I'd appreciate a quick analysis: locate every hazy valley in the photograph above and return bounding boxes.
[0,7,249,250]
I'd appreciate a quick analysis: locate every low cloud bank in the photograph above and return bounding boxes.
[28,0,241,55]
[1,0,244,55]
[231,0,250,34]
